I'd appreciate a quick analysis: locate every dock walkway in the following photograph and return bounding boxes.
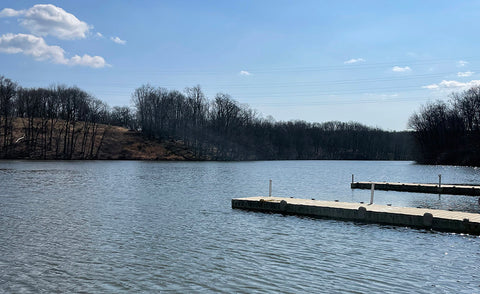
[232,196,480,235]
[351,181,480,196]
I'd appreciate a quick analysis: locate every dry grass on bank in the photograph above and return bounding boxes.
[5,118,197,160]
[99,126,197,160]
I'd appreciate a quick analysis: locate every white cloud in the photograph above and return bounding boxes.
[96,32,103,38]
[392,66,411,72]
[362,93,399,101]
[458,71,474,77]
[239,70,251,76]
[0,33,67,63]
[0,8,25,17]
[0,33,108,68]
[70,54,109,68]
[458,60,468,67]
[110,36,126,45]
[0,4,90,40]
[422,80,480,90]
[344,58,365,64]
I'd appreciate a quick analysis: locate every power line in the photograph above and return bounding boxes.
[112,56,480,75]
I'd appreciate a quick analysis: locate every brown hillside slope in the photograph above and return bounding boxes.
[4,118,199,160]
[99,126,198,160]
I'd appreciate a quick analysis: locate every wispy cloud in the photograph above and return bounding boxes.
[0,4,110,68]
[392,66,411,72]
[0,4,91,40]
[457,60,468,67]
[239,70,251,76]
[0,8,25,17]
[458,71,474,77]
[110,36,126,45]
[344,58,365,64]
[362,92,399,101]
[422,79,480,90]
[0,33,109,68]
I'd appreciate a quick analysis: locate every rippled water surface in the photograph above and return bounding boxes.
[1,160,479,293]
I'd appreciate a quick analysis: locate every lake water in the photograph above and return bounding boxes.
[0,160,479,293]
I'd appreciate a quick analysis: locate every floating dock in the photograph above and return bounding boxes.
[232,196,480,235]
[351,181,480,196]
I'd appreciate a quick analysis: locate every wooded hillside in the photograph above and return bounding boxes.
[409,86,480,166]
[1,75,416,161]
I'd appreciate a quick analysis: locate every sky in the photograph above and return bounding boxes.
[1,1,480,130]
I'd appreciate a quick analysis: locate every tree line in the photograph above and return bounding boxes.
[1,75,415,160]
[132,84,414,160]
[0,76,134,159]
[409,86,480,166]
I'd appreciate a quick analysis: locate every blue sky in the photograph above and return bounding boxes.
[1,1,480,130]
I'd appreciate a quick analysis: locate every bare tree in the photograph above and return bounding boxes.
[0,76,17,157]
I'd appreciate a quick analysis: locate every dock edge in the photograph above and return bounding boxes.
[232,197,480,235]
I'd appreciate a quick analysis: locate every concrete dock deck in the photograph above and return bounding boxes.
[351,181,480,196]
[232,196,480,235]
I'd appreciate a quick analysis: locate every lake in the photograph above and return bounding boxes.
[0,160,479,293]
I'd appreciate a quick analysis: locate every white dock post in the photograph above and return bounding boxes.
[370,183,375,204]
[269,180,272,197]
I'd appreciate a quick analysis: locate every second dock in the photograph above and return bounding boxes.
[351,181,480,196]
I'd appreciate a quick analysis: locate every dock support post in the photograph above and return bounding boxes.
[352,174,354,183]
[438,174,442,187]
[269,180,272,197]
[370,183,375,204]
